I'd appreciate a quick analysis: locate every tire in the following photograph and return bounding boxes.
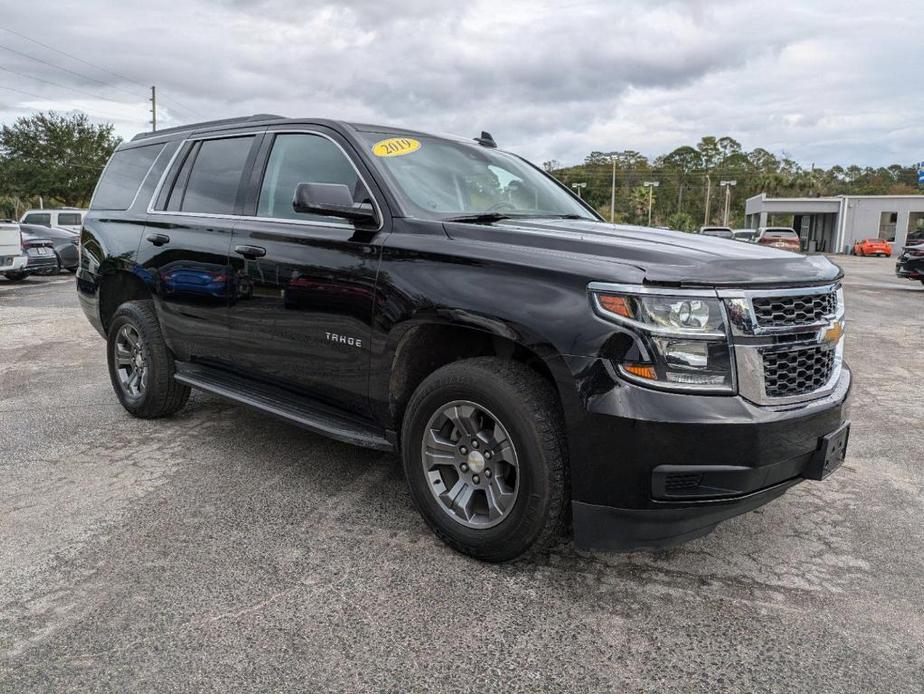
[401,357,567,562]
[106,300,190,418]
[3,271,28,282]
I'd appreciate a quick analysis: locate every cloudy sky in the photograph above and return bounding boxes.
[0,0,921,168]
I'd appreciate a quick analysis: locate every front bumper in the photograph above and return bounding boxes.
[559,356,851,551]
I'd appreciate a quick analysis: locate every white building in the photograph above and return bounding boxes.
[744,193,924,255]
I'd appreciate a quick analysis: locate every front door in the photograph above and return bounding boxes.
[227,130,386,416]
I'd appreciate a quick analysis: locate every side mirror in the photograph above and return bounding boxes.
[292,182,378,226]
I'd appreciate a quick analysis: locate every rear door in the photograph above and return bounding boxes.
[226,128,387,416]
[138,132,262,364]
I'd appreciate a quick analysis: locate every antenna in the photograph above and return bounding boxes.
[475,131,497,148]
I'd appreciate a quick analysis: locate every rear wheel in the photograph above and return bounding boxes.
[401,357,567,562]
[107,300,190,418]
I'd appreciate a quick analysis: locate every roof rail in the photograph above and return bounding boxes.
[131,114,286,141]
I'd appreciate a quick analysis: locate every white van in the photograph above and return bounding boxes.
[20,208,87,232]
[0,222,27,278]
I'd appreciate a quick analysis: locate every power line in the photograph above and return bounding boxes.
[0,28,205,118]
[0,65,135,106]
[0,42,136,95]
[0,84,139,122]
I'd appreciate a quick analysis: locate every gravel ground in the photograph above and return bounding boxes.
[0,258,922,692]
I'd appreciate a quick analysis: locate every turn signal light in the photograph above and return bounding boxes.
[622,363,656,380]
[598,294,632,318]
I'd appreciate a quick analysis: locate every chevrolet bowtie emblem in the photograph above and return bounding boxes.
[822,322,845,344]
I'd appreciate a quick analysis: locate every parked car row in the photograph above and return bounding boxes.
[0,219,79,281]
[895,234,924,286]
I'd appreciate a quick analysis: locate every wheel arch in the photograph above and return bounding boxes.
[98,269,154,334]
[381,318,576,433]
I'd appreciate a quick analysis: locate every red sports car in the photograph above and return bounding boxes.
[852,238,892,256]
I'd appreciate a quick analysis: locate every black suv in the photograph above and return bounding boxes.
[77,115,851,561]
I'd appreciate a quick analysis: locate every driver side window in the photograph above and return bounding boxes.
[257,133,367,223]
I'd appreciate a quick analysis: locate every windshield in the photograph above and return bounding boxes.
[359,132,597,221]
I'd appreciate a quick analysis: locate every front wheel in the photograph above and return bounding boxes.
[3,271,28,282]
[401,358,567,562]
[107,300,190,418]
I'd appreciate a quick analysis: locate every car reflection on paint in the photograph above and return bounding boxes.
[283,273,376,314]
[159,261,231,302]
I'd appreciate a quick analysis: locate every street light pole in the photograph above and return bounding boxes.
[610,157,616,223]
[719,180,737,227]
[643,181,660,226]
[571,182,587,200]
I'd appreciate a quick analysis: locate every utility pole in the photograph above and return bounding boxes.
[609,157,616,223]
[150,85,157,132]
[571,182,587,199]
[720,180,737,227]
[703,174,712,226]
[643,181,660,226]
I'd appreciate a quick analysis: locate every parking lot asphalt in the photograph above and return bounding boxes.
[1,258,922,693]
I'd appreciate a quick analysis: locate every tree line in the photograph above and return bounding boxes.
[544,136,921,230]
[0,112,120,219]
[0,112,920,229]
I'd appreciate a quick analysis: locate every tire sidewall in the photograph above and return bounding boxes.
[402,369,559,559]
[106,307,154,413]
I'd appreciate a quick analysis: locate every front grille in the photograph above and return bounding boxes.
[752,292,836,328]
[762,346,835,398]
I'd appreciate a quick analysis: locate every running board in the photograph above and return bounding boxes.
[174,363,393,451]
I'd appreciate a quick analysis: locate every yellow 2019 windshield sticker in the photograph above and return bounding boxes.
[372,137,421,157]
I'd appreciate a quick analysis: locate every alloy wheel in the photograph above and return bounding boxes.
[113,324,148,398]
[420,400,520,529]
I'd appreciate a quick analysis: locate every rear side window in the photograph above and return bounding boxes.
[257,133,364,222]
[57,213,82,226]
[176,136,254,215]
[92,144,164,210]
[22,213,51,226]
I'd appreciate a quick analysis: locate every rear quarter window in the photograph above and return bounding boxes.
[92,143,165,210]
[57,212,83,226]
[22,213,51,226]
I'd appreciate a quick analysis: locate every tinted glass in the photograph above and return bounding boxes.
[57,213,82,225]
[22,213,51,226]
[92,144,164,210]
[764,230,797,239]
[181,136,254,214]
[257,134,364,222]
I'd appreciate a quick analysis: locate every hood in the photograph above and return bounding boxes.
[443,218,841,287]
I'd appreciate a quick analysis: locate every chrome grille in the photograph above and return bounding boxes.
[752,292,837,328]
[762,346,835,398]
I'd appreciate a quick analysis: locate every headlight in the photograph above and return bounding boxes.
[590,284,734,393]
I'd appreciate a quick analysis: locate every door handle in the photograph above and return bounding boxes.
[234,244,266,259]
[146,233,170,246]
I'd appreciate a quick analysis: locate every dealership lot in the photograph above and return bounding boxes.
[0,257,922,692]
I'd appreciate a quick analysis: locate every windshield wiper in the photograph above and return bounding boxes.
[443,212,514,224]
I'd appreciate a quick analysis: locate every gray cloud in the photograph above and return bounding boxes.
[0,0,921,167]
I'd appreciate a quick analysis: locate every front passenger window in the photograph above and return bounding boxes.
[257,134,366,222]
